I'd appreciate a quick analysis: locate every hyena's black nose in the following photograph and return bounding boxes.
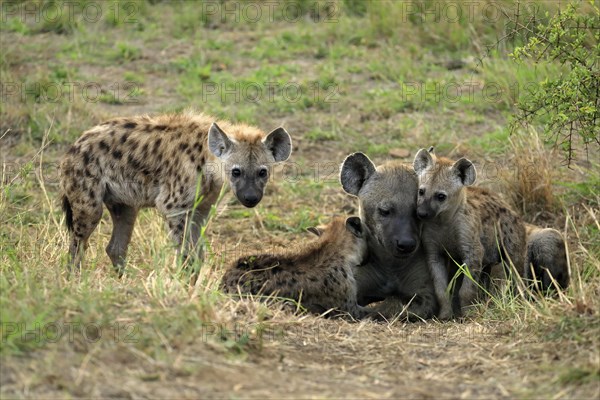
[417,209,429,219]
[242,193,260,208]
[396,238,417,254]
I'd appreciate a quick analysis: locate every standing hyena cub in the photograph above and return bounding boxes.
[413,148,526,319]
[60,112,292,275]
[221,216,370,319]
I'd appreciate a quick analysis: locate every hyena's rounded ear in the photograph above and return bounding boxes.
[263,127,292,162]
[340,152,376,196]
[452,158,476,186]
[413,148,434,175]
[208,123,234,159]
[345,216,363,238]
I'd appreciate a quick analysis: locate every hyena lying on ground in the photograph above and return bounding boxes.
[340,151,569,321]
[413,147,527,319]
[60,112,292,275]
[340,153,438,320]
[524,223,569,291]
[489,224,570,294]
[221,216,370,319]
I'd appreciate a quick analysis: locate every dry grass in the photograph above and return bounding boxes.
[501,127,559,222]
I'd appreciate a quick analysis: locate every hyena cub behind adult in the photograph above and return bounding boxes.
[413,148,526,319]
[524,224,569,291]
[488,224,570,294]
[221,216,370,319]
[60,112,292,275]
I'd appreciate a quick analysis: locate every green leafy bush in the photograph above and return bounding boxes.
[511,1,599,163]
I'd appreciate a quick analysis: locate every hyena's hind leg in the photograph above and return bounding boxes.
[105,202,138,277]
[64,197,103,273]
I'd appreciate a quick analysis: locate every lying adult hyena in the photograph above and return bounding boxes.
[340,152,569,320]
[60,112,292,275]
[340,153,438,320]
[221,216,370,319]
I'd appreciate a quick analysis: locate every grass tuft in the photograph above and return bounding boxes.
[501,127,559,221]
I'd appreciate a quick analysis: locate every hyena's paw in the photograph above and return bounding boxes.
[436,306,454,321]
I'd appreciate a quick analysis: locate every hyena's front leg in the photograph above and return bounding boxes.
[369,291,437,321]
[458,241,484,313]
[367,296,407,321]
[366,275,438,321]
[349,304,376,320]
[427,251,453,320]
[161,188,220,265]
[406,284,438,321]
[184,188,221,262]
[164,210,202,264]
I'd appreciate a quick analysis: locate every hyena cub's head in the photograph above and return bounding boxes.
[307,216,368,267]
[340,153,421,259]
[525,226,570,291]
[412,147,476,221]
[208,122,292,208]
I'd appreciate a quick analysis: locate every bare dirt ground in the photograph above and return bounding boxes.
[2,314,598,399]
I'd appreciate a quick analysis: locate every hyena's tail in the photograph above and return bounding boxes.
[62,195,74,232]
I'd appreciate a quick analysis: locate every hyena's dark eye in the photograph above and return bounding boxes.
[378,207,391,217]
[436,193,447,201]
[258,168,268,178]
[231,168,241,178]
[418,188,425,196]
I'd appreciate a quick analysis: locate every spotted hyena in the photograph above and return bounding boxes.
[340,152,438,321]
[487,223,570,295]
[221,216,370,319]
[413,147,526,319]
[60,111,292,275]
[524,223,569,291]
